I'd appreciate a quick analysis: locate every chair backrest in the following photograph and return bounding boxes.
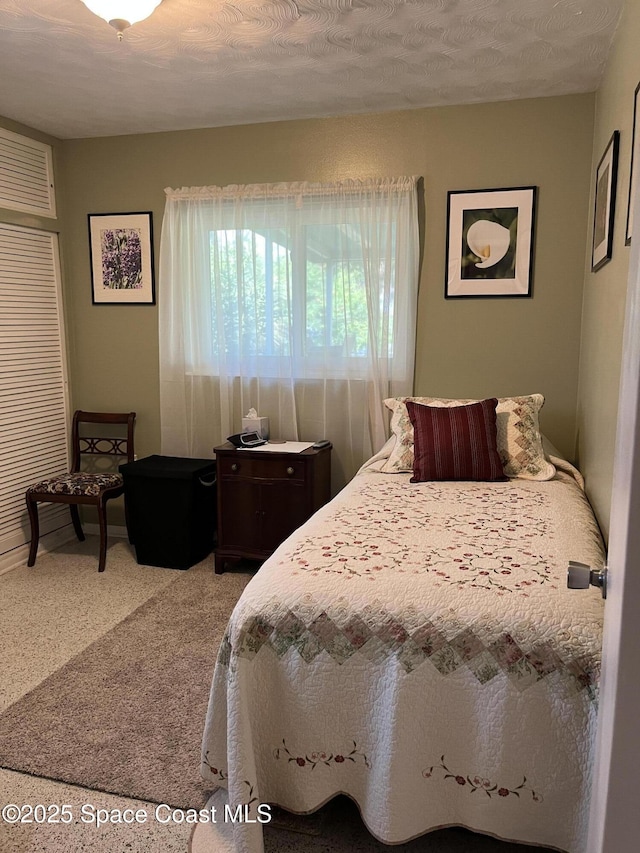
[70,411,136,473]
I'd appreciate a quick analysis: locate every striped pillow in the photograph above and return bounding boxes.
[406,399,507,482]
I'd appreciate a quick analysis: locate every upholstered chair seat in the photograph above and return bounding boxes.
[28,473,124,497]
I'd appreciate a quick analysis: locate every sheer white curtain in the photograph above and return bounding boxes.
[159,177,419,489]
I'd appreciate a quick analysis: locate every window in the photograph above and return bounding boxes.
[208,221,397,374]
[159,178,418,485]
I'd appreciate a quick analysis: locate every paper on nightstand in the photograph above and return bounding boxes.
[237,441,314,453]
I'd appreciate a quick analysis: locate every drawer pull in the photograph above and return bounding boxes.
[231,463,239,472]
[286,466,295,476]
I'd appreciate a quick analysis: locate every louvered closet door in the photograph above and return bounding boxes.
[0,128,56,218]
[0,223,70,558]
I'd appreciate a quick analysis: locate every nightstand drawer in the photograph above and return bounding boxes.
[218,455,306,482]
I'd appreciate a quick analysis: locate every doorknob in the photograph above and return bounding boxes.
[567,561,608,599]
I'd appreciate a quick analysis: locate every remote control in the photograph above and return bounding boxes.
[312,439,331,449]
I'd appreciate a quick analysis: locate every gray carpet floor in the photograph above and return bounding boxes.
[0,565,251,808]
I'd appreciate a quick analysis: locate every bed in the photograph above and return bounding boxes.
[201,395,605,853]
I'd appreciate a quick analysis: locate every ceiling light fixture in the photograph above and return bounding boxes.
[81,1,163,40]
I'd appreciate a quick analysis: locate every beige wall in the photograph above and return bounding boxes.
[58,94,594,478]
[576,0,640,541]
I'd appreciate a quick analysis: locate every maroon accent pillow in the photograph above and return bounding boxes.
[406,399,507,482]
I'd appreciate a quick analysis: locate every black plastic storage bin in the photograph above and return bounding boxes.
[119,455,217,570]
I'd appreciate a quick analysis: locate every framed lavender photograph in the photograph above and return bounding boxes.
[88,212,155,304]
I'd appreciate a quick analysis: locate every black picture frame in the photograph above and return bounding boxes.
[625,82,640,246]
[88,211,155,304]
[591,131,620,272]
[445,186,537,299]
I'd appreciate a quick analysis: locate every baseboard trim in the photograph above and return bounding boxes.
[0,525,76,577]
[0,523,131,577]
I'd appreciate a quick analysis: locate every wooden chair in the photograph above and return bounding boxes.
[26,411,136,573]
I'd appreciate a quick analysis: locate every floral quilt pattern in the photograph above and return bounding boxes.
[278,478,556,592]
[220,600,598,697]
[218,474,603,699]
[203,466,605,853]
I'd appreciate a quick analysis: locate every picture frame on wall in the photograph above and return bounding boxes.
[445,186,537,298]
[88,211,155,304]
[591,131,620,272]
[625,82,640,246]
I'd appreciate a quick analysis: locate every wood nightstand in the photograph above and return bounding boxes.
[213,442,332,574]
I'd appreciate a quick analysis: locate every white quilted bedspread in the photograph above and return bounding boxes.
[201,462,605,853]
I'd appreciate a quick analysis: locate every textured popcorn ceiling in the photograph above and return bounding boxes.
[0,0,624,139]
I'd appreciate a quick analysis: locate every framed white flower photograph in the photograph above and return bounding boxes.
[445,186,537,298]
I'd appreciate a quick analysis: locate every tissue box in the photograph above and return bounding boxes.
[242,416,269,439]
